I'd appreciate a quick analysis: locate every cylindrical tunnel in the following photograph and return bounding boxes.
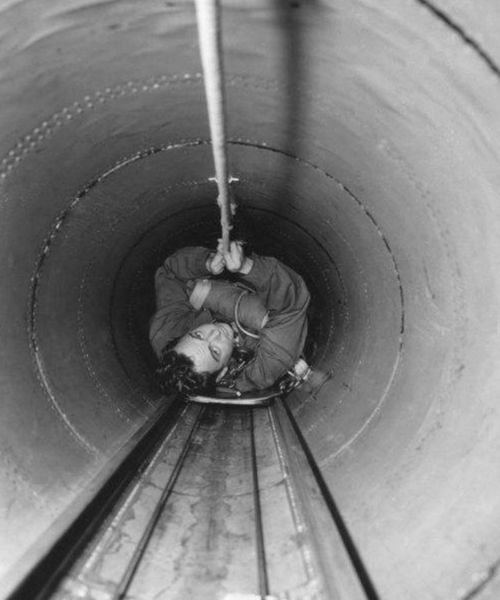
[1,1,500,598]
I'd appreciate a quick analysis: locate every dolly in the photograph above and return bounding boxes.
[189,358,312,406]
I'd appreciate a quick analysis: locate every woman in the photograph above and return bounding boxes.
[150,240,310,396]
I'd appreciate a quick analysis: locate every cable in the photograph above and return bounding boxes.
[234,290,260,339]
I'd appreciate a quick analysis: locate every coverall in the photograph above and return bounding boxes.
[149,247,310,392]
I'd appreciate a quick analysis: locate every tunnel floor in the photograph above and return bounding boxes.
[15,401,369,600]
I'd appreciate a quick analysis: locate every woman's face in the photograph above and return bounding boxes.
[175,322,234,374]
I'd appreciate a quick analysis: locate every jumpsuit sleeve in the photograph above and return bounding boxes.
[149,247,213,358]
[235,255,310,392]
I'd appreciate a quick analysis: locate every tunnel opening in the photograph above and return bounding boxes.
[2,1,500,599]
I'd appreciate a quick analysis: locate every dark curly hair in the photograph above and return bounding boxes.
[155,338,254,397]
[155,339,217,397]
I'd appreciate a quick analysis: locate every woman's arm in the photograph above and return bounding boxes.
[149,247,214,357]
[221,243,310,391]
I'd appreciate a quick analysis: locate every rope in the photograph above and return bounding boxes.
[194,0,234,253]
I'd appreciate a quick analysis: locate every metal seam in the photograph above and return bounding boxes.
[249,409,270,598]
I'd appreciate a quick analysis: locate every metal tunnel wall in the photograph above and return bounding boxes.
[1,1,500,598]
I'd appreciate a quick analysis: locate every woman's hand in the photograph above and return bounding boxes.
[217,240,253,274]
[222,240,244,272]
[206,250,225,275]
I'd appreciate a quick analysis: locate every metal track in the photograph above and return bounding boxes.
[9,400,377,600]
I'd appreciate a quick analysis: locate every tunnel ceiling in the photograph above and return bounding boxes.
[1,1,500,599]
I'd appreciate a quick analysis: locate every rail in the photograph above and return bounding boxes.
[6,398,378,600]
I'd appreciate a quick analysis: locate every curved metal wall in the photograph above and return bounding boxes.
[1,1,500,598]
